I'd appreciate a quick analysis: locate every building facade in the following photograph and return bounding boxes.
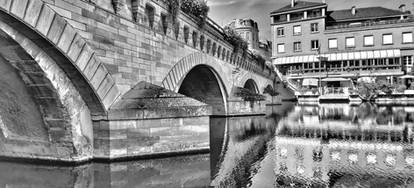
[270,0,414,98]
[227,19,272,60]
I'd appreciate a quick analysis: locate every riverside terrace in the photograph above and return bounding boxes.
[0,0,292,162]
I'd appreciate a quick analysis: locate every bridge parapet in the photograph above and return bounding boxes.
[41,0,275,94]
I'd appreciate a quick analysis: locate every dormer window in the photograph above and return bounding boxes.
[308,9,322,18]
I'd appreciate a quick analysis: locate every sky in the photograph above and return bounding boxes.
[208,0,414,41]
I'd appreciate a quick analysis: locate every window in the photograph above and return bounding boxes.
[294,42,301,52]
[403,32,413,44]
[183,26,189,43]
[145,4,155,28]
[277,27,284,37]
[382,34,393,45]
[293,25,301,35]
[310,23,318,33]
[403,56,413,66]
[311,40,319,50]
[277,43,285,53]
[364,35,374,46]
[346,37,355,48]
[328,38,337,49]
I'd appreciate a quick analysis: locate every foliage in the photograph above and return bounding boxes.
[356,80,394,101]
[252,51,266,65]
[223,26,248,53]
[396,84,407,93]
[263,85,279,96]
[311,87,319,94]
[233,87,266,101]
[166,0,181,25]
[181,0,209,28]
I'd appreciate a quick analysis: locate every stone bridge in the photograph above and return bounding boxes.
[0,0,289,162]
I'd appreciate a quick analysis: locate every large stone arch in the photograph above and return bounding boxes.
[0,0,123,161]
[161,52,230,95]
[0,25,92,161]
[178,65,228,115]
[161,53,230,115]
[0,0,120,114]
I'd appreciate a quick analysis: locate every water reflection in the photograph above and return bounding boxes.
[3,103,414,187]
[275,103,414,187]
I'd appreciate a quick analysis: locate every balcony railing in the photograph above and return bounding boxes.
[326,18,414,30]
[287,65,402,76]
[322,87,348,95]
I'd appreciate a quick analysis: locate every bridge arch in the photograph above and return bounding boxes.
[178,65,227,115]
[0,0,120,113]
[162,53,230,115]
[0,0,123,160]
[243,79,259,94]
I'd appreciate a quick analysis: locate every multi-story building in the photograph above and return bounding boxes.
[227,19,272,60]
[270,0,414,99]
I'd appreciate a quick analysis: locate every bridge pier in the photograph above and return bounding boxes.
[93,82,211,160]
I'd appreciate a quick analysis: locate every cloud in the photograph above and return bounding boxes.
[207,0,238,7]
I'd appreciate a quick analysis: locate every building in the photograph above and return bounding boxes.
[270,0,414,98]
[226,19,272,60]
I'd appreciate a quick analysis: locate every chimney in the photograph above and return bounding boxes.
[399,4,406,12]
[351,6,356,15]
[291,0,295,7]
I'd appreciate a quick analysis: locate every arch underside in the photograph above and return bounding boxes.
[178,65,227,115]
[243,79,259,94]
[0,17,94,161]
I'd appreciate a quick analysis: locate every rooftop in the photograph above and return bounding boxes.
[328,7,407,22]
[270,1,327,15]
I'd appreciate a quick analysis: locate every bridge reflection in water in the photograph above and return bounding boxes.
[2,103,414,187]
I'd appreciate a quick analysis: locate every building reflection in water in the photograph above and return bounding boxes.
[275,103,414,187]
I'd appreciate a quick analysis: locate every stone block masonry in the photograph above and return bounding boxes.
[0,0,291,161]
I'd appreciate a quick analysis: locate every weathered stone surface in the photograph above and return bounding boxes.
[36,5,55,36]
[24,0,43,27]
[10,0,28,19]
[0,0,12,11]
[0,0,282,161]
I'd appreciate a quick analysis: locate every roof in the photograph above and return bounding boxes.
[271,1,327,15]
[328,7,406,22]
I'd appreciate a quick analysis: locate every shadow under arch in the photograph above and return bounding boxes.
[177,65,228,116]
[243,79,259,94]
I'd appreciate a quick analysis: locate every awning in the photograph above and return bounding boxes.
[302,78,318,86]
[399,75,414,79]
[321,78,350,82]
[273,49,401,65]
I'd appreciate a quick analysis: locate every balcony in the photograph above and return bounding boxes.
[326,18,414,30]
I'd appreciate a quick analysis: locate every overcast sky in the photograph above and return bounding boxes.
[208,0,414,41]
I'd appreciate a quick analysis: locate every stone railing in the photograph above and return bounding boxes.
[85,0,275,79]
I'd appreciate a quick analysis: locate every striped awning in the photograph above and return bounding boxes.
[273,49,401,65]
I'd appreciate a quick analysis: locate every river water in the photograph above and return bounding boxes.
[2,103,414,187]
